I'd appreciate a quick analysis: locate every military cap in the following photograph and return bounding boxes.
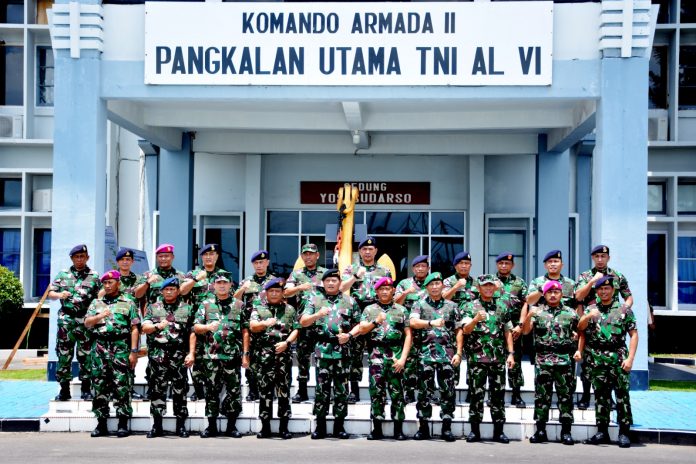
[591,245,610,255]
[543,250,562,262]
[115,247,134,261]
[160,277,180,290]
[250,250,268,262]
[496,252,514,263]
[263,277,285,291]
[100,270,121,282]
[199,243,219,255]
[358,236,377,249]
[301,243,319,253]
[477,274,498,285]
[374,277,394,290]
[593,275,615,289]
[411,255,429,266]
[69,244,88,257]
[155,243,174,254]
[214,271,232,283]
[322,269,340,281]
[542,280,563,294]
[423,272,443,287]
[452,251,472,266]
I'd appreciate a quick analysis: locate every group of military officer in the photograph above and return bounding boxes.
[50,238,637,447]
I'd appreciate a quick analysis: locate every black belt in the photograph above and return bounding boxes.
[536,345,575,355]
[94,333,129,342]
[589,342,622,351]
[60,307,86,318]
[369,339,403,348]
[152,341,185,350]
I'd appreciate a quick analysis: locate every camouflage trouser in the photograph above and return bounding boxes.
[402,354,419,397]
[204,357,242,418]
[190,335,206,395]
[349,337,366,382]
[590,363,633,427]
[313,357,349,419]
[534,363,575,424]
[148,347,189,419]
[416,362,456,420]
[295,329,314,383]
[578,352,592,385]
[368,357,406,421]
[507,336,524,389]
[469,362,506,424]
[257,349,292,420]
[245,340,258,392]
[55,310,91,383]
[91,338,132,418]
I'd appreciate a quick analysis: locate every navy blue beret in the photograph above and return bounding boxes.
[358,236,377,249]
[263,277,285,291]
[322,269,340,281]
[160,277,180,290]
[543,250,562,262]
[591,245,610,255]
[496,252,514,263]
[69,244,88,257]
[115,247,134,261]
[251,250,269,262]
[199,243,219,255]
[593,275,615,289]
[412,255,429,266]
[452,251,471,266]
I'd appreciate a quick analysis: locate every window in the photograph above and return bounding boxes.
[649,181,667,215]
[649,46,668,109]
[488,230,526,280]
[203,227,241,283]
[678,180,696,214]
[36,46,54,107]
[0,0,23,24]
[647,233,667,307]
[677,236,696,305]
[0,178,21,209]
[653,0,671,24]
[33,229,50,297]
[682,1,696,24]
[1,44,23,105]
[0,228,20,276]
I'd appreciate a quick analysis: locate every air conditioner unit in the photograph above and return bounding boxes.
[648,114,668,141]
[0,115,22,138]
[33,189,52,212]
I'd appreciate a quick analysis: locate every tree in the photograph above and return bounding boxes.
[0,265,24,318]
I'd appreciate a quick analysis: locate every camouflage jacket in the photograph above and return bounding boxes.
[530,303,579,366]
[583,300,637,367]
[185,266,228,305]
[495,273,528,325]
[444,274,479,306]
[410,296,461,364]
[461,298,513,364]
[195,296,247,361]
[362,301,410,361]
[143,297,195,347]
[238,272,277,310]
[395,277,427,312]
[342,262,392,307]
[118,271,140,301]
[86,292,140,339]
[286,266,327,313]
[139,267,187,305]
[575,267,632,307]
[304,289,360,360]
[50,266,101,317]
[528,274,577,308]
[250,301,300,352]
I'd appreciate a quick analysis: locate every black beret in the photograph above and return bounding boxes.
[322,269,340,281]
[69,244,88,257]
[543,250,562,262]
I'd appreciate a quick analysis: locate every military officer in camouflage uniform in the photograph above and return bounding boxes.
[461,274,515,443]
[194,271,249,438]
[526,250,577,309]
[523,280,580,446]
[301,269,361,440]
[283,243,327,403]
[134,243,187,304]
[84,270,140,438]
[340,236,392,403]
[578,276,638,448]
[358,276,412,441]
[494,252,528,407]
[394,254,429,403]
[409,272,463,442]
[234,250,276,401]
[250,278,300,439]
[574,245,633,410]
[49,244,102,401]
[141,277,196,438]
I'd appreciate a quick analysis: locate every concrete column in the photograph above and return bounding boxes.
[593,57,649,390]
[576,152,592,274]
[468,155,485,276]
[244,154,262,277]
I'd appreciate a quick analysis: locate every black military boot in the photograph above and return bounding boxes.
[347,381,360,404]
[225,414,243,438]
[80,379,93,400]
[279,417,292,439]
[90,418,109,438]
[176,417,189,438]
[510,387,526,408]
[529,422,548,443]
[584,424,611,445]
[366,419,383,440]
[147,416,163,438]
[577,382,591,410]
[617,424,631,448]
[413,419,430,440]
[116,416,130,438]
[200,417,218,438]
[55,382,71,401]
[333,418,350,439]
[441,418,456,442]
[190,382,205,401]
[257,419,272,439]
[246,377,259,401]
[311,417,327,440]
[560,421,574,445]
[466,422,481,443]
[492,422,510,444]
[292,381,308,403]
[394,421,407,441]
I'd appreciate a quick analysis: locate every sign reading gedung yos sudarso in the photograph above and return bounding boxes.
[144,2,553,86]
[301,182,430,205]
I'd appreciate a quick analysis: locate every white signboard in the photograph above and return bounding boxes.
[144,2,553,86]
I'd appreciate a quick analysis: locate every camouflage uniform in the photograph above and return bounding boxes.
[495,273,527,388]
[118,272,140,301]
[195,295,247,419]
[528,274,577,308]
[530,303,579,425]
[410,296,461,420]
[362,302,410,421]
[445,274,479,389]
[143,297,195,419]
[394,276,426,400]
[51,266,101,384]
[342,262,391,385]
[140,267,187,304]
[461,297,513,425]
[250,300,300,421]
[583,300,637,428]
[304,289,360,419]
[86,293,140,419]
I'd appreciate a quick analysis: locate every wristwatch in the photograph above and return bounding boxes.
[130,348,139,353]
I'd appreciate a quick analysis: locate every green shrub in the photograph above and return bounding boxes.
[0,265,24,318]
